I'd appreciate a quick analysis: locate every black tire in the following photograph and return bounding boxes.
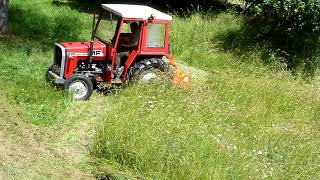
[45,65,53,81]
[127,58,168,84]
[64,74,93,101]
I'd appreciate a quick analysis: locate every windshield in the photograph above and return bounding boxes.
[95,12,119,45]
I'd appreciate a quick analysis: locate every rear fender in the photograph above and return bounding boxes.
[122,50,139,80]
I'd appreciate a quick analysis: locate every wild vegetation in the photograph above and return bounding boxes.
[0,0,319,179]
[242,0,320,77]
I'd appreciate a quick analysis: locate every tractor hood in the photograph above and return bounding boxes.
[59,41,106,58]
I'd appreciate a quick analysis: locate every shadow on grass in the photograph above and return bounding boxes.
[213,16,320,78]
[52,0,100,14]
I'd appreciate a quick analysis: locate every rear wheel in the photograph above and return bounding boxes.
[64,74,93,100]
[127,58,168,84]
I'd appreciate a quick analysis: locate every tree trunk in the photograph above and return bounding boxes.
[0,0,8,33]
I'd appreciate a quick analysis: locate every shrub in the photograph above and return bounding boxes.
[241,0,320,76]
[244,0,320,42]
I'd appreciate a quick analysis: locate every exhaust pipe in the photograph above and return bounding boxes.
[89,14,96,64]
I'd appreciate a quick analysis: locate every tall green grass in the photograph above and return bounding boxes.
[170,13,243,70]
[0,36,69,124]
[10,0,91,41]
[169,12,273,72]
[92,74,320,179]
[91,10,320,179]
[170,12,320,77]
[0,0,91,124]
[2,0,320,178]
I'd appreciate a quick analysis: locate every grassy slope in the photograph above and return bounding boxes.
[0,0,319,179]
[93,74,320,179]
[0,85,94,179]
[0,1,95,178]
[1,0,94,125]
[93,13,320,179]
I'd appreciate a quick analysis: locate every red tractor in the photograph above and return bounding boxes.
[46,4,173,100]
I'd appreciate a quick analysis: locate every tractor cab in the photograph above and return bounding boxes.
[46,4,173,100]
[96,4,172,80]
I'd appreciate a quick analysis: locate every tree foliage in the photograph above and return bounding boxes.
[240,0,320,76]
[245,0,320,37]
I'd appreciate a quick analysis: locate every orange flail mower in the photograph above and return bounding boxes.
[168,56,190,85]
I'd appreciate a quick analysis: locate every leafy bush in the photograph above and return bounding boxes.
[238,0,320,77]
[245,0,320,35]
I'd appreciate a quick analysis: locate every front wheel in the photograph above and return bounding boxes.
[64,74,93,100]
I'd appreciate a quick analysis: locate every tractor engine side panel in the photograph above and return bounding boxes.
[59,41,108,79]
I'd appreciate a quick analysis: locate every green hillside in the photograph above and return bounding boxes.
[0,0,319,179]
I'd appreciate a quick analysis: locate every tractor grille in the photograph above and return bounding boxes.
[52,44,65,75]
[54,45,63,67]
